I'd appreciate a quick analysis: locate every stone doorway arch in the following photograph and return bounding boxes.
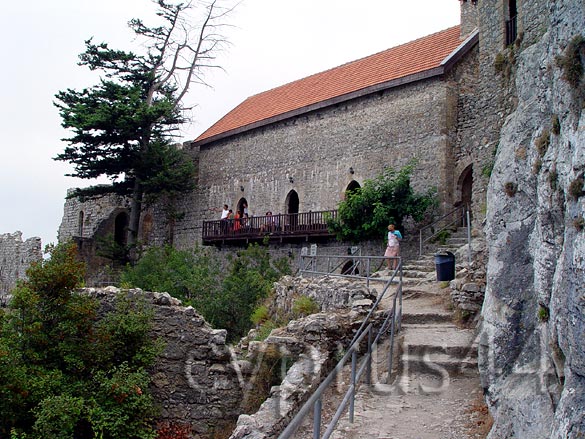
[457,164,473,210]
[345,180,361,197]
[285,190,299,228]
[114,212,129,246]
[237,197,249,217]
[286,190,299,215]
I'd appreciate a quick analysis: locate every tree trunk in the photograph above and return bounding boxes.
[127,179,143,262]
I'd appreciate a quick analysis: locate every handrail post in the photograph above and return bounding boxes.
[313,398,322,439]
[466,209,472,268]
[388,306,396,384]
[366,257,371,289]
[350,349,357,423]
[366,326,372,386]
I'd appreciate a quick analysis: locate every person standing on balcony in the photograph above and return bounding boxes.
[385,223,402,270]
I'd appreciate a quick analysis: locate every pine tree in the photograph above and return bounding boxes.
[54,0,234,253]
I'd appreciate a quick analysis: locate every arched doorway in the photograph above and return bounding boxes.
[286,190,299,229]
[341,260,359,276]
[458,166,473,209]
[237,198,249,217]
[114,212,128,247]
[345,180,361,198]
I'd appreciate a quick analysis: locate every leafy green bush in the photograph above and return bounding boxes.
[0,243,159,438]
[121,245,221,304]
[123,243,291,341]
[292,296,320,317]
[327,163,437,242]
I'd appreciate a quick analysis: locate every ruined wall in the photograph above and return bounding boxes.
[479,0,585,437]
[87,287,243,437]
[0,232,42,298]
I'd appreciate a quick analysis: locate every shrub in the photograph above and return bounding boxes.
[551,114,561,135]
[574,216,585,232]
[535,129,550,157]
[568,176,584,200]
[481,160,495,178]
[547,169,558,191]
[557,35,585,89]
[292,296,320,317]
[538,305,550,322]
[327,163,437,242]
[0,243,159,438]
[251,305,270,326]
[504,182,518,197]
[532,158,543,175]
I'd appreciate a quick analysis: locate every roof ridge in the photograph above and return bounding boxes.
[245,25,461,101]
[195,24,466,144]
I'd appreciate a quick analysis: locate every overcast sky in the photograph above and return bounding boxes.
[0,0,460,249]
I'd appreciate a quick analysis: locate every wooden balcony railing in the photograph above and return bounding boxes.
[202,210,338,243]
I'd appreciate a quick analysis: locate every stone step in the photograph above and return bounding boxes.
[399,353,478,374]
[401,297,453,324]
[401,269,433,279]
[399,323,478,358]
[402,263,435,272]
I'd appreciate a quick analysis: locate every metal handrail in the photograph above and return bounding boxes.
[278,260,403,439]
[418,204,469,256]
[300,254,395,289]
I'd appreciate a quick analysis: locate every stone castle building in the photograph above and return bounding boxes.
[59,1,484,254]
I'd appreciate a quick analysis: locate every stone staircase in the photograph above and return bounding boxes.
[329,228,482,438]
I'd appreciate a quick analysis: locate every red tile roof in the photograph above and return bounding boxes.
[196,25,466,145]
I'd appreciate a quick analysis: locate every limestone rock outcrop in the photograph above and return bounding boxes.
[479,2,585,437]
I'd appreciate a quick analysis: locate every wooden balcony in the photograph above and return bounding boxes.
[202,210,338,245]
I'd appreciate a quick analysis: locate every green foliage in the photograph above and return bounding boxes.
[292,296,320,317]
[538,305,550,322]
[327,164,437,242]
[210,244,291,341]
[123,243,291,341]
[53,0,233,248]
[0,243,159,438]
[481,160,495,178]
[121,245,221,304]
[250,305,270,326]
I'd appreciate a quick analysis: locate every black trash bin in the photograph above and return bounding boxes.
[434,251,455,281]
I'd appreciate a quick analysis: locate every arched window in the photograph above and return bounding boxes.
[78,211,84,237]
[114,212,128,246]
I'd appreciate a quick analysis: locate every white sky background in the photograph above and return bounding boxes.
[0,0,460,248]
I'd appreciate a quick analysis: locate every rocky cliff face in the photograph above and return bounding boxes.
[479,2,585,438]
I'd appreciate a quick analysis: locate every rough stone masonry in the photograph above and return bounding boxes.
[0,232,42,300]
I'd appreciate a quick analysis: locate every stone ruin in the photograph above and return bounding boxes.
[0,231,42,302]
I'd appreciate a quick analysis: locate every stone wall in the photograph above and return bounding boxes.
[0,232,42,299]
[479,0,585,437]
[58,189,131,242]
[167,77,458,250]
[85,287,244,437]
